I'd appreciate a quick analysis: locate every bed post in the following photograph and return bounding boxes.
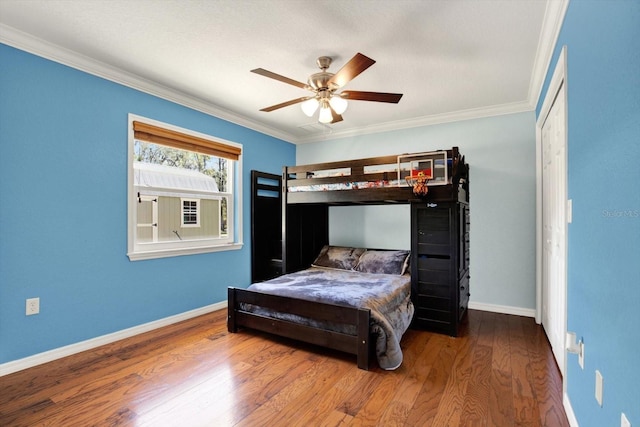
[357,308,371,370]
[227,287,237,333]
[281,166,288,274]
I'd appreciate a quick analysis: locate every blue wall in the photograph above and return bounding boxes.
[538,1,640,425]
[0,44,295,364]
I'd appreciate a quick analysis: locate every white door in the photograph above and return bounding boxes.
[136,194,159,243]
[540,81,568,374]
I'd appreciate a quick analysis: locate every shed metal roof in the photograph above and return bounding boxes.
[133,162,219,193]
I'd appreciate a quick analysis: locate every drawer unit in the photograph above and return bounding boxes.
[411,201,470,336]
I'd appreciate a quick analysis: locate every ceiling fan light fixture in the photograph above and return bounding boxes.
[329,95,348,115]
[318,104,333,123]
[253,53,402,125]
[301,98,319,117]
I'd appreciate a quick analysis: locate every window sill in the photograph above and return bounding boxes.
[128,242,243,261]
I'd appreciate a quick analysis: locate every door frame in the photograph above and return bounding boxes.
[535,46,568,372]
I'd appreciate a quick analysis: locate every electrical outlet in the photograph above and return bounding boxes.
[579,341,584,369]
[595,370,604,407]
[621,413,631,427]
[26,297,40,315]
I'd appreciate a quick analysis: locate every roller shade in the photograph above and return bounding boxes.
[133,121,241,161]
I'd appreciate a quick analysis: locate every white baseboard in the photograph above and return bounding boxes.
[564,392,579,426]
[468,301,536,318]
[0,301,227,377]
[1,299,535,377]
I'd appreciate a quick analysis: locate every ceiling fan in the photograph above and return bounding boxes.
[251,53,403,124]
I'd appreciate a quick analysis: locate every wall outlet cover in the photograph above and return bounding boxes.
[26,297,40,315]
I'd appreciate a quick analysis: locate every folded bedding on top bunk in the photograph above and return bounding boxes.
[245,263,414,370]
[288,179,402,192]
[286,154,454,193]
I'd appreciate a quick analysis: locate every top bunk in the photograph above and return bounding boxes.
[283,146,469,205]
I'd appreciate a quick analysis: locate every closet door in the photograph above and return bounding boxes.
[251,171,282,283]
[541,81,568,374]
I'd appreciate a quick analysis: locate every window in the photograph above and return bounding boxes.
[181,199,199,227]
[127,114,243,260]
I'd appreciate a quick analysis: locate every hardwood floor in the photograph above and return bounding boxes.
[0,309,569,426]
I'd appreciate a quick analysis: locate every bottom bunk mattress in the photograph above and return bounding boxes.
[245,266,414,370]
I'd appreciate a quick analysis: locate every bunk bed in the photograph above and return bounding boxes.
[283,147,467,205]
[228,147,469,370]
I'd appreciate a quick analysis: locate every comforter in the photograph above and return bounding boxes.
[246,267,414,370]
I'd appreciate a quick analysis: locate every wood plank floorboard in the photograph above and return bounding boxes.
[0,309,570,426]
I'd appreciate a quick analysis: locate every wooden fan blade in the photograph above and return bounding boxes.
[341,90,403,103]
[328,53,376,88]
[330,106,343,124]
[260,97,311,112]
[251,68,308,89]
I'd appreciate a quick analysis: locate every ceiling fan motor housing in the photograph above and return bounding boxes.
[307,56,340,92]
[308,72,336,92]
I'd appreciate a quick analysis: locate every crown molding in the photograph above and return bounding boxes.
[527,0,570,109]
[0,24,295,143]
[294,100,534,144]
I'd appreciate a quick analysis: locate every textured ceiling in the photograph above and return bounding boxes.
[0,0,564,143]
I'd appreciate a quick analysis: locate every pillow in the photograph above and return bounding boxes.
[312,245,366,270]
[354,250,410,275]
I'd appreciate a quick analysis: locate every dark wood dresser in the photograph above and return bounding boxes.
[411,199,470,336]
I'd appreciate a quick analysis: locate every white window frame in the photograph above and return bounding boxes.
[127,114,243,261]
[181,198,200,227]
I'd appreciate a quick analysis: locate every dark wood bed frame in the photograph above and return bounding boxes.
[228,287,371,369]
[228,147,467,370]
